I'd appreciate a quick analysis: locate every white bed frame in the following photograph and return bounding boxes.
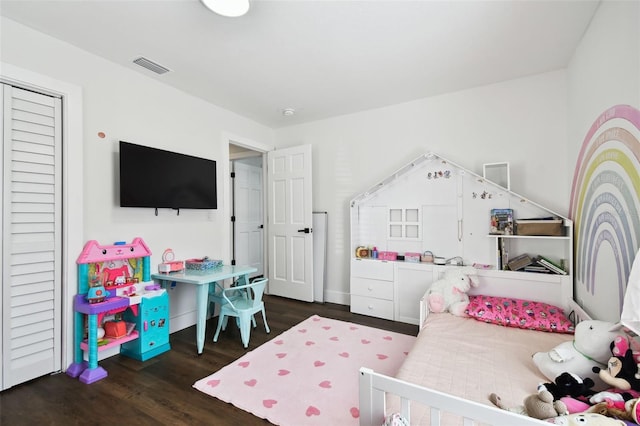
[359,282,593,426]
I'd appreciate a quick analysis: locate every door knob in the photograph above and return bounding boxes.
[297,227,312,233]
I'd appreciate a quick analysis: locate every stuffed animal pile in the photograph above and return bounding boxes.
[490,325,640,425]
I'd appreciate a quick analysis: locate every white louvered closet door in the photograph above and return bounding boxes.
[1,84,62,390]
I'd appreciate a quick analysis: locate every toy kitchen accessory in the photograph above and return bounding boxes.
[158,248,184,273]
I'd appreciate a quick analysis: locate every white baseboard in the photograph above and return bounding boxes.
[324,290,349,306]
[170,310,198,333]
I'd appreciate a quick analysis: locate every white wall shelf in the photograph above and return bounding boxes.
[489,235,572,240]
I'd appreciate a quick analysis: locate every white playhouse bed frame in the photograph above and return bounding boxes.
[358,279,593,426]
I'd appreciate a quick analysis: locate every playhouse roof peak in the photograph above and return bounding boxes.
[349,152,568,222]
[350,152,466,206]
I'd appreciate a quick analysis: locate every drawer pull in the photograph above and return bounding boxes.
[368,305,374,310]
[368,286,373,291]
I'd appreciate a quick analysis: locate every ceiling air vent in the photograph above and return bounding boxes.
[132,57,171,75]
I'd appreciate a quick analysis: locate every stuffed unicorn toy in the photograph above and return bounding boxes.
[426,266,479,316]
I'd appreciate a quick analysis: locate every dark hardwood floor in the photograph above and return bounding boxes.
[1,295,417,426]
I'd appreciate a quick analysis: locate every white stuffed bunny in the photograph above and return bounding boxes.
[532,320,622,390]
[426,266,479,316]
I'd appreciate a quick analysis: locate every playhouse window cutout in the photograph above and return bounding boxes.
[483,162,510,190]
[389,208,421,240]
[405,225,419,238]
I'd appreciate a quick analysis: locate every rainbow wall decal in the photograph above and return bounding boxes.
[570,105,640,319]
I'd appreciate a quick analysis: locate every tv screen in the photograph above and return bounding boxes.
[119,141,217,209]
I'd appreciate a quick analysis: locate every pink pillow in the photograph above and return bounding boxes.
[465,295,574,334]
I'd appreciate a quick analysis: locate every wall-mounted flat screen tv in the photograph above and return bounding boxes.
[119,141,217,209]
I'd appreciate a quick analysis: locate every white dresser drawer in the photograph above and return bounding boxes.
[351,258,394,281]
[351,295,394,320]
[351,277,394,300]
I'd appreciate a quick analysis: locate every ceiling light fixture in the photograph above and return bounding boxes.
[200,0,250,17]
[282,108,296,117]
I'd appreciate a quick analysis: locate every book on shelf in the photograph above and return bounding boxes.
[506,253,533,271]
[500,237,508,270]
[490,208,514,235]
[523,265,553,273]
[534,256,567,275]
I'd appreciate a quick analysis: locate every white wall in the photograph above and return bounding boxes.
[274,71,569,304]
[1,17,274,365]
[568,1,639,146]
[567,0,640,321]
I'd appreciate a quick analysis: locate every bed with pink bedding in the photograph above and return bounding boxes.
[359,297,592,426]
[390,313,572,424]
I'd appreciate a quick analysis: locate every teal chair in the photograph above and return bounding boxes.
[213,278,270,348]
[208,279,256,328]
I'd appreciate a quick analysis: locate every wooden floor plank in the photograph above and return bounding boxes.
[0,295,417,425]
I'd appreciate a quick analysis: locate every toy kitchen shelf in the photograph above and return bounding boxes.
[80,332,139,352]
[67,238,170,384]
[73,293,139,353]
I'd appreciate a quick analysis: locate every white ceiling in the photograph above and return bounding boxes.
[0,0,600,128]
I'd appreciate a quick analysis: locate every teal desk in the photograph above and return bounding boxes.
[152,265,257,354]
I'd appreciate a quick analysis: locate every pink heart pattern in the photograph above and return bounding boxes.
[194,315,416,426]
[350,407,360,418]
[263,399,278,408]
[305,406,321,417]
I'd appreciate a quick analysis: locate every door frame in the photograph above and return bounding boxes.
[230,156,264,277]
[223,132,273,286]
[1,62,84,379]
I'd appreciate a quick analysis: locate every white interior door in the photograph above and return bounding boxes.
[267,145,314,302]
[233,160,263,277]
[1,84,62,390]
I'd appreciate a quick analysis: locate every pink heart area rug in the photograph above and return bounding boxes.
[193,314,415,425]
